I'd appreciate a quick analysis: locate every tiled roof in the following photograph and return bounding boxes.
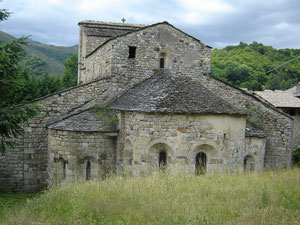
[48,110,117,132]
[255,89,300,108]
[110,71,246,115]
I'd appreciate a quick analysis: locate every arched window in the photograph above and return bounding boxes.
[244,155,255,172]
[159,151,167,170]
[195,152,206,175]
[160,58,165,69]
[159,52,167,69]
[86,160,91,180]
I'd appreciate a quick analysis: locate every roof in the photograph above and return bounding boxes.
[255,89,300,108]
[48,110,117,132]
[79,20,145,37]
[86,21,212,58]
[110,71,246,115]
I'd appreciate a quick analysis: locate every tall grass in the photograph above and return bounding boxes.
[1,169,300,225]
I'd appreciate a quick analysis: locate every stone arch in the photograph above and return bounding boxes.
[158,51,170,69]
[244,155,255,172]
[190,144,218,160]
[123,138,133,165]
[53,155,68,181]
[148,142,173,170]
[78,152,96,163]
[191,144,218,173]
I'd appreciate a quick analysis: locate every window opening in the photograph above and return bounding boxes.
[244,155,255,172]
[160,58,165,68]
[63,160,67,179]
[159,151,167,170]
[86,160,91,180]
[195,152,206,175]
[128,46,136,58]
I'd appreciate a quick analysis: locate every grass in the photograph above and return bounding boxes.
[1,169,300,225]
[0,192,37,218]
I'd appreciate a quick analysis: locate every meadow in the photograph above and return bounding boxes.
[1,169,299,225]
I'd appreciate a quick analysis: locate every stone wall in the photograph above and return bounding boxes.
[197,75,293,169]
[292,111,300,149]
[82,23,211,85]
[118,111,266,175]
[0,77,118,192]
[82,44,112,84]
[48,129,116,185]
[78,21,144,83]
[0,136,24,192]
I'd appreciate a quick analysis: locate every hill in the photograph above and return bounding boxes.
[211,42,300,90]
[0,31,78,76]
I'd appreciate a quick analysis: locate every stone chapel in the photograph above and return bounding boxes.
[0,21,294,192]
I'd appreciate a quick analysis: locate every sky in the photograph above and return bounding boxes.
[1,0,300,49]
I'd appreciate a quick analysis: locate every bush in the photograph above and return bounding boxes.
[292,147,300,167]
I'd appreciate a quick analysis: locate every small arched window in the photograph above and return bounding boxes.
[160,58,165,69]
[195,152,206,175]
[159,151,167,169]
[86,160,91,180]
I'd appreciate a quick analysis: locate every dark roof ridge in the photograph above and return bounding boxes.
[86,21,211,58]
[207,73,293,120]
[78,20,146,28]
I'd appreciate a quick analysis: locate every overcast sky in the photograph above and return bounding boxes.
[1,0,300,49]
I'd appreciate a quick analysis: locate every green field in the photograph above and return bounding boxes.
[1,169,299,225]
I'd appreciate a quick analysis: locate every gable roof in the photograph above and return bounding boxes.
[255,89,300,108]
[110,71,245,115]
[86,21,212,58]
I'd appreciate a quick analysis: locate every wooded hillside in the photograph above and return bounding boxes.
[0,31,77,76]
[211,42,300,90]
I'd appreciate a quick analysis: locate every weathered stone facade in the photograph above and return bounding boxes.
[0,21,294,192]
[118,112,266,176]
[48,129,116,184]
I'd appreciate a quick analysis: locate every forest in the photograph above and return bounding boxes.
[212,41,300,91]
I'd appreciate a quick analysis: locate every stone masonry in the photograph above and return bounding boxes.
[0,21,294,192]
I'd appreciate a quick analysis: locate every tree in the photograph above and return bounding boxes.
[62,53,78,89]
[0,8,39,153]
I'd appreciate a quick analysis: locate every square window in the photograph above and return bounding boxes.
[128,46,136,58]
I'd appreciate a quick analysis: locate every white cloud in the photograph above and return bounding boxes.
[177,0,235,24]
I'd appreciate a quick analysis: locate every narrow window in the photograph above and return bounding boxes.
[128,46,136,58]
[160,58,165,68]
[86,160,91,180]
[159,151,167,169]
[195,152,206,175]
[63,160,67,179]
